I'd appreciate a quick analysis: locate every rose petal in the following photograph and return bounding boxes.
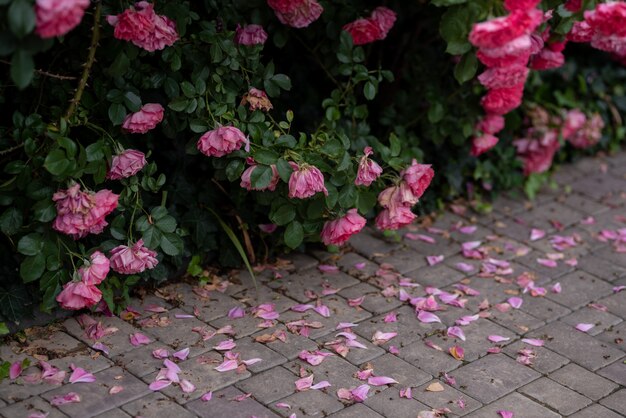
[427,255,444,266]
[372,331,397,344]
[507,297,523,309]
[213,339,237,351]
[174,314,195,319]
[354,262,366,270]
[50,392,81,405]
[9,361,22,380]
[455,262,475,273]
[530,229,546,241]
[152,348,170,359]
[313,305,331,317]
[449,345,464,360]
[417,311,441,323]
[456,314,480,326]
[129,333,151,346]
[488,335,510,343]
[550,283,562,293]
[295,375,314,391]
[575,323,594,333]
[310,380,332,390]
[275,402,291,409]
[447,326,466,341]
[68,365,96,384]
[521,338,544,347]
[318,264,339,274]
[180,379,196,393]
[351,384,370,402]
[109,385,124,395]
[242,358,262,366]
[228,307,246,319]
[215,359,238,372]
[201,391,213,401]
[383,312,397,322]
[399,387,412,398]
[426,382,444,392]
[537,258,558,268]
[367,376,399,386]
[336,322,359,329]
[459,225,477,234]
[149,380,172,391]
[173,348,190,361]
[497,410,514,418]
[613,286,626,293]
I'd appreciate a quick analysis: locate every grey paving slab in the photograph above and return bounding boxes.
[271,389,344,417]
[363,354,431,387]
[560,307,622,336]
[402,235,460,258]
[396,337,463,376]
[559,192,612,215]
[317,333,385,366]
[163,283,245,323]
[375,249,428,274]
[599,389,626,416]
[452,354,541,404]
[138,308,213,351]
[464,392,561,418]
[413,380,482,416]
[403,264,465,288]
[545,270,615,309]
[549,363,619,401]
[577,255,626,282]
[596,321,626,351]
[233,286,298,315]
[516,251,577,282]
[186,386,281,418]
[235,367,296,404]
[348,229,402,258]
[283,355,362,399]
[519,377,592,415]
[252,326,319,362]
[489,306,545,334]
[327,403,384,418]
[519,293,572,322]
[112,341,180,378]
[338,282,404,315]
[364,387,430,418]
[93,407,131,418]
[502,340,570,374]
[229,337,287,373]
[512,201,586,231]
[267,270,360,303]
[121,392,197,418]
[336,252,380,280]
[596,290,626,318]
[0,395,68,418]
[570,403,625,418]
[596,359,626,386]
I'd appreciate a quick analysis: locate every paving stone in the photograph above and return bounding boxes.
[502,340,570,374]
[374,249,428,274]
[327,403,384,418]
[24,330,85,358]
[596,359,626,386]
[559,193,611,215]
[40,366,150,418]
[271,389,344,417]
[571,172,625,201]
[0,395,68,418]
[338,282,403,315]
[403,264,465,288]
[364,387,430,418]
[142,351,250,404]
[235,367,296,404]
[577,255,626,282]
[93,407,131,418]
[121,392,196,418]
[279,296,372,340]
[449,222,495,244]
[253,325,319,361]
[396,337,462,376]
[127,293,174,319]
[210,314,276,340]
[452,354,541,404]
[164,283,244,323]
[549,363,619,401]
[489,305,545,334]
[463,392,560,418]
[267,270,359,303]
[403,234,460,258]
[596,321,626,351]
[599,389,626,416]
[285,253,320,271]
[450,276,518,311]
[348,229,401,258]
[569,403,625,418]
[112,342,181,378]
[186,386,280,418]
[516,251,576,282]
[519,294,571,322]
[560,307,622,336]
[137,308,214,352]
[596,290,626,318]
[336,253,379,280]
[513,201,586,231]
[229,337,287,373]
[545,270,614,309]
[528,322,624,371]
[283,355,362,398]
[413,380,481,416]
[49,353,113,376]
[443,255,482,277]
[491,219,534,244]
[234,286,298,315]
[363,354,431,387]
[317,333,385,366]
[519,377,592,415]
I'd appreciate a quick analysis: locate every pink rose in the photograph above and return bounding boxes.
[585,2,626,38]
[241,88,273,112]
[122,103,164,134]
[375,207,416,231]
[514,129,561,175]
[267,0,323,28]
[52,184,119,239]
[320,209,366,246]
[35,0,90,39]
[107,1,178,51]
[240,163,280,191]
[476,114,505,135]
[561,109,586,140]
[78,251,110,285]
[288,163,328,199]
[481,82,525,115]
[504,0,541,12]
[197,126,248,158]
[401,160,434,200]
[343,19,382,46]
[355,147,382,186]
[56,281,102,310]
[107,150,147,180]
[378,183,418,210]
[477,35,533,67]
[567,21,594,43]
[109,239,158,274]
[235,24,268,45]
[529,48,565,70]
[370,7,397,39]
[567,113,604,149]
[469,9,543,49]
[471,134,499,157]
[564,0,582,12]
[477,65,529,89]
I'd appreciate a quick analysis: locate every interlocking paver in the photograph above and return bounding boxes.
[596,321,626,351]
[452,354,541,404]
[518,294,571,322]
[464,392,560,418]
[235,367,296,404]
[0,395,68,418]
[283,355,362,399]
[139,308,214,351]
[93,408,130,418]
[363,354,431,387]
[327,403,384,418]
[516,251,577,281]
[559,192,611,215]
[121,392,197,418]
[570,403,625,418]
[549,363,619,401]
[271,389,343,417]
[502,340,570,374]
[403,264,465,288]
[374,249,427,274]
[317,334,385,365]
[396,337,462,376]
[596,290,626,318]
[489,306,545,334]
[186,386,281,418]
[364,387,430,418]
[413,380,482,416]
[560,307,622,336]
[577,255,626,282]
[338,282,403,315]
[596,359,626,386]
[545,270,614,309]
[166,283,245,323]
[336,252,379,280]
[599,389,626,416]
[519,377,592,415]
[229,337,287,373]
[348,229,401,258]
[267,270,359,303]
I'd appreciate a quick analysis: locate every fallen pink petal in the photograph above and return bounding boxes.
[530,229,545,241]
[318,264,339,274]
[295,375,314,391]
[275,402,291,409]
[180,379,196,393]
[522,338,544,347]
[173,348,190,361]
[228,307,246,318]
[575,323,594,333]
[213,339,237,351]
[399,387,412,398]
[497,410,514,418]
[447,326,466,341]
[50,392,81,405]
[537,258,558,268]
[551,283,562,293]
[68,365,96,384]
[351,384,370,402]
[109,385,124,395]
[129,333,151,346]
[372,331,397,344]
[426,255,444,266]
[215,359,239,372]
[417,310,441,323]
[354,262,366,270]
[367,376,399,386]
[242,358,262,366]
[9,361,22,380]
[201,391,213,401]
[507,297,523,309]
[152,348,170,359]
[310,380,332,390]
[488,335,510,343]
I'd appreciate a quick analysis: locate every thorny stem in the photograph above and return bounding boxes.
[0,59,77,80]
[64,3,101,122]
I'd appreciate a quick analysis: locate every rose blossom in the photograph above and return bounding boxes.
[122,103,164,134]
[565,0,582,12]
[513,129,561,175]
[378,183,418,210]
[355,147,382,186]
[35,0,90,39]
[585,2,626,38]
[401,160,434,200]
[53,184,119,239]
[469,9,543,49]
[234,24,268,45]
[56,280,102,310]
[78,251,110,285]
[109,239,158,274]
[481,82,525,115]
[320,209,366,246]
[471,134,499,157]
[477,113,505,135]
[107,1,179,51]
[370,7,396,38]
[197,126,247,157]
[567,21,594,43]
[530,47,565,70]
[288,163,328,199]
[267,0,323,28]
[375,207,416,231]
[343,19,382,45]
[504,0,541,11]
[561,109,586,139]
[240,163,280,191]
[477,65,529,89]
[241,88,273,112]
[567,113,604,149]
[107,150,147,180]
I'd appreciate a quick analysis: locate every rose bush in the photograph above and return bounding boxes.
[0,0,624,326]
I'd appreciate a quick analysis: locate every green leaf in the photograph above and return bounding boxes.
[275,158,293,182]
[270,204,296,226]
[250,165,273,190]
[254,149,279,165]
[0,207,22,235]
[108,103,127,126]
[155,215,177,233]
[454,52,478,84]
[284,221,303,249]
[32,199,55,222]
[389,134,401,157]
[431,0,467,6]
[0,285,30,321]
[150,206,168,220]
[142,225,163,249]
[276,134,296,148]
[225,159,245,181]
[160,232,183,256]
[17,233,43,256]
[20,253,46,283]
[181,81,196,98]
[123,91,142,112]
[10,50,34,89]
[357,189,377,213]
[271,74,292,90]
[0,322,9,335]
[363,81,376,100]
[8,0,36,38]
[44,149,70,176]
[338,184,357,208]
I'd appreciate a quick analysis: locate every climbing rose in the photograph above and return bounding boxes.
[53,184,119,239]
[56,281,102,310]
[35,0,90,39]
[471,134,499,157]
[469,9,543,49]
[476,114,505,135]
[481,83,525,115]
[370,7,396,38]
[567,21,594,43]
[240,163,280,191]
[561,109,586,140]
[343,19,382,45]
[567,113,604,149]
[320,209,366,246]
[504,0,541,12]
[401,160,434,200]
[377,183,418,210]
[267,0,323,28]
[197,126,247,157]
[107,1,178,51]
[355,147,382,186]
[477,65,529,89]
[122,103,164,134]
[241,88,273,112]
[375,207,416,231]
[288,163,328,199]
[109,239,158,274]
[530,47,565,70]
[584,2,626,37]
[514,130,561,175]
[107,150,147,180]
[564,0,582,12]
[234,24,268,45]
[78,252,110,285]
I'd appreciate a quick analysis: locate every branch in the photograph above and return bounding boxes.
[0,60,77,80]
[0,142,24,156]
[64,3,101,121]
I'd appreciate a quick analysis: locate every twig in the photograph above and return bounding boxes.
[0,60,77,80]
[0,142,24,156]
[64,3,101,121]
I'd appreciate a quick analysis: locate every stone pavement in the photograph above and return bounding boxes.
[1,151,625,418]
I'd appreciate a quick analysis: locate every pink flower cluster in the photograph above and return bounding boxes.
[107,1,179,52]
[235,25,268,46]
[107,149,147,180]
[469,1,543,156]
[562,109,604,149]
[568,2,626,64]
[197,126,248,157]
[53,183,118,239]
[56,252,109,310]
[122,103,164,134]
[110,239,158,274]
[343,7,397,46]
[35,0,90,39]
[375,160,433,231]
[267,0,323,28]
[288,163,328,199]
[320,209,366,246]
